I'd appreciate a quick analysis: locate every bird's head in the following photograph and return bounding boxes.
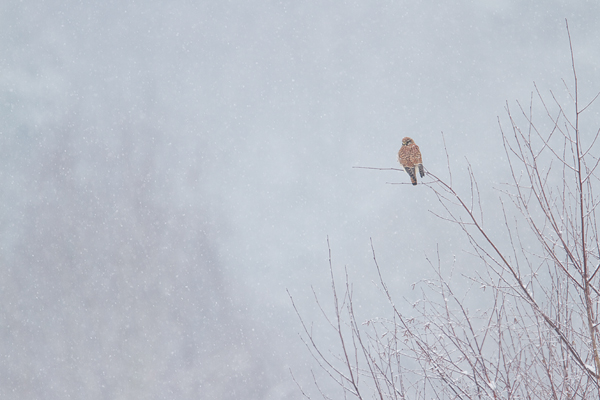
[402,137,413,146]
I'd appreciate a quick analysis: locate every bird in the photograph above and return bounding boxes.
[398,137,425,186]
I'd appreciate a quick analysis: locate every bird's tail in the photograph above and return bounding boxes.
[405,166,417,186]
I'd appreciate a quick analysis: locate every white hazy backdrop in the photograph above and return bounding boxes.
[1,1,599,399]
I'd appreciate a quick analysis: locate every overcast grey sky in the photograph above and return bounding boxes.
[1,1,599,398]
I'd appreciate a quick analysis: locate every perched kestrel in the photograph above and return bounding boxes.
[398,137,425,186]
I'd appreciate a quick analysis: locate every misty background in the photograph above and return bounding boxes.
[1,1,599,398]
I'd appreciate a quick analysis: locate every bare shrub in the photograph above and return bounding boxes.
[291,21,600,399]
